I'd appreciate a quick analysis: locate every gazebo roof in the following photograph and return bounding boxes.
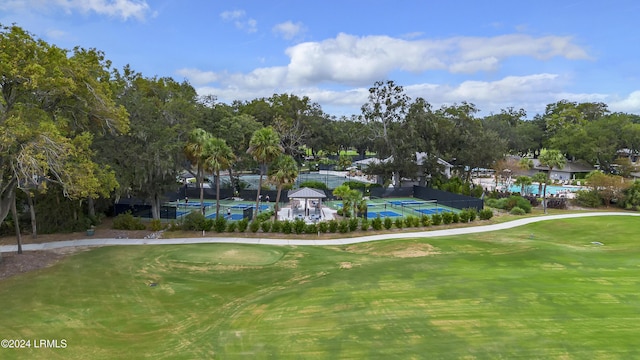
[287,187,326,199]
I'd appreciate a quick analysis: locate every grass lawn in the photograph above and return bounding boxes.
[1,216,640,359]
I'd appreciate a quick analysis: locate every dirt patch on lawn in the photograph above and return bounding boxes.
[0,219,154,281]
[345,242,440,258]
[391,244,440,258]
[0,247,92,281]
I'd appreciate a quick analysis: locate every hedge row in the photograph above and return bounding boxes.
[149,208,494,234]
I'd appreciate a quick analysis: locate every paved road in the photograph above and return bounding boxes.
[1,212,638,253]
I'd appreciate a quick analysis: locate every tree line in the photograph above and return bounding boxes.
[2,24,640,238]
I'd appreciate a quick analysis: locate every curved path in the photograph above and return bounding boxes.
[1,212,638,253]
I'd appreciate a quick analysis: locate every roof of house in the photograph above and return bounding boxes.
[353,157,383,166]
[287,187,326,199]
[415,152,453,167]
[354,153,452,167]
[531,159,594,173]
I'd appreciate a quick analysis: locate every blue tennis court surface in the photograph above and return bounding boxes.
[367,211,401,219]
[412,208,450,215]
[182,202,214,207]
[229,204,269,211]
[206,213,244,220]
[337,203,384,208]
[387,200,430,206]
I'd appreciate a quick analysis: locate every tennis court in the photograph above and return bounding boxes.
[167,199,273,221]
[326,197,457,219]
[206,213,244,221]
[366,210,402,219]
[228,204,270,211]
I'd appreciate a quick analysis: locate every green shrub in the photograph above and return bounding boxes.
[348,218,359,231]
[180,211,206,231]
[305,223,317,234]
[256,210,273,222]
[371,217,383,230]
[166,220,179,231]
[466,208,477,221]
[485,198,501,208]
[318,221,329,233]
[420,215,431,227]
[338,220,350,233]
[294,219,306,234]
[282,220,292,234]
[394,218,404,229]
[441,212,453,224]
[505,195,532,213]
[271,220,282,233]
[360,218,370,231]
[458,210,470,223]
[204,219,215,232]
[479,209,494,220]
[226,221,237,232]
[249,220,261,233]
[149,219,165,231]
[575,189,603,208]
[510,206,526,215]
[621,180,640,210]
[495,198,509,209]
[431,213,442,225]
[328,220,338,233]
[237,218,249,232]
[261,221,272,233]
[451,213,460,223]
[113,212,147,230]
[404,215,418,227]
[383,217,393,230]
[213,217,227,232]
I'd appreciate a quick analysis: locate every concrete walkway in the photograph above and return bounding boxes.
[1,212,638,253]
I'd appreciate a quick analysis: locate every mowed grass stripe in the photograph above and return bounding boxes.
[1,217,639,359]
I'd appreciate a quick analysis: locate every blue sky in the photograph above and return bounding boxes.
[2,0,639,117]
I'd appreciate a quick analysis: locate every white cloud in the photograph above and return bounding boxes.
[179,32,595,115]
[280,33,589,86]
[445,74,562,102]
[272,21,305,40]
[220,9,257,33]
[219,10,245,21]
[449,57,499,73]
[1,0,151,20]
[609,91,640,113]
[45,28,68,40]
[191,72,578,116]
[176,68,221,86]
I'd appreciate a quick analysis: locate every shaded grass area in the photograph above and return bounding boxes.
[1,217,640,359]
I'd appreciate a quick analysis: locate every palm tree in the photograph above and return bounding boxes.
[518,158,534,172]
[348,189,363,219]
[538,148,566,213]
[247,127,283,219]
[332,184,352,217]
[184,128,211,215]
[203,137,235,218]
[514,176,532,195]
[268,155,298,221]
[338,154,353,171]
[532,172,547,198]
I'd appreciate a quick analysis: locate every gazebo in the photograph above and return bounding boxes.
[287,187,326,219]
